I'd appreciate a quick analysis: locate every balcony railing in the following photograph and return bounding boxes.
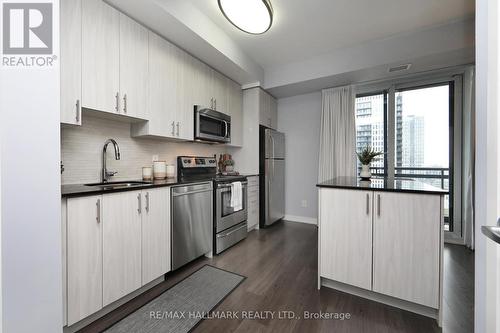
[366,166,449,190]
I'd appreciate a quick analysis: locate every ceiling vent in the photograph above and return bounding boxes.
[388,63,412,73]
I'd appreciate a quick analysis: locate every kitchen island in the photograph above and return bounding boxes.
[317,177,447,326]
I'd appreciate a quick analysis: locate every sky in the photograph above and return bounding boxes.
[398,84,449,167]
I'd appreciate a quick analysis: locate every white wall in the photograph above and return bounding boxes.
[0,1,63,331]
[277,92,322,223]
[475,0,500,332]
[61,115,230,184]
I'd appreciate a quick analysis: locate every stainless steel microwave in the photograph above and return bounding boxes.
[194,106,231,143]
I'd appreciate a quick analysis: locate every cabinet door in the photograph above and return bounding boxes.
[142,188,171,285]
[102,191,142,306]
[372,192,441,308]
[82,0,120,113]
[175,47,194,140]
[228,79,243,146]
[191,58,213,108]
[259,89,271,127]
[247,180,259,229]
[67,195,102,325]
[119,13,148,119]
[60,0,82,125]
[269,95,278,129]
[212,70,228,113]
[148,31,177,137]
[319,189,373,290]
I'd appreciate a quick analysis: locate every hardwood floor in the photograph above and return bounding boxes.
[78,221,474,333]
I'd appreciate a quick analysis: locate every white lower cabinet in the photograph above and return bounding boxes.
[67,195,103,326]
[102,191,142,306]
[319,188,443,314]
[64,187,171,326]
[319,189,372,290]
[372,191,441,308]
[247,176,260,230]
[141,188,171,285]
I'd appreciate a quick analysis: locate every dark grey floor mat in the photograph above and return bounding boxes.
[104,265,245,333]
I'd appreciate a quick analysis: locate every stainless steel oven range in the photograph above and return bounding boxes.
[214,179,247,254]
[177,156,248,255]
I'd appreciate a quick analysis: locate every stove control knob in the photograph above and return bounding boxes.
[183,159,190,164]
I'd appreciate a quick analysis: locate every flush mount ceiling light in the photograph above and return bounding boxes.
[218,0,273,34]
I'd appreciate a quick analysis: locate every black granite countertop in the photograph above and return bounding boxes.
[61,174,256,198]
[61,178,208,198]
[317,177,447,195]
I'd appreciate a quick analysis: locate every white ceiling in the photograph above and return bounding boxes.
[188,0,474,69]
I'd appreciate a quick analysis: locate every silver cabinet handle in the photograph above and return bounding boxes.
[96,198,101,223]
[145,192,150,213]
[137,193,142,214]
[176,122,180,137]
[76,99,81,123]
[377,194,381,217]
[171,121,175,136]
[115,92,120,113]
[366,193,370,215]
[123,93,127,114]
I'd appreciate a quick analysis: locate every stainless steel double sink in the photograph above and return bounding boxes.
[84,180,151,190]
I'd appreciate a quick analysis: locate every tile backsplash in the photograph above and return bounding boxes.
[61,115,230,184]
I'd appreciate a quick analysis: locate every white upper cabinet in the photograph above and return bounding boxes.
[228,79,243,146]
[258,89,277,129]
[191,57,212,108]
[119,13,149,119]
[60,0,82,126]
[269,95,278,129]
[174,47,194,140]
[64,1,243,142]
[144,31,177,138]
[82,0,120,114]
[212,70,228,113]
[81,1,148,118]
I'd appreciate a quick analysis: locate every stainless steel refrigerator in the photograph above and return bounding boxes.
[259,127,285,227]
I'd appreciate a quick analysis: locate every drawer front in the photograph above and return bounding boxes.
[248,190,259,201]
[248,209,259,228]
[247,176,259,187]
[216,222,248,254]
[248,200,259,219]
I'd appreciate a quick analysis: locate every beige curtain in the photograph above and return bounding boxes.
[318,86,357,182]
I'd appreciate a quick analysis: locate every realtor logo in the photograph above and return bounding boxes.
[2,3,53,54]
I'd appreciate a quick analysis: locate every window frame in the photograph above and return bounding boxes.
[355,72,465,241]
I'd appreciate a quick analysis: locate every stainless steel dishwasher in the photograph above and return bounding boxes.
[171,182,213,270]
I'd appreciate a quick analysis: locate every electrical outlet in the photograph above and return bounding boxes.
[152,155,159,162]
[301,200,308,208]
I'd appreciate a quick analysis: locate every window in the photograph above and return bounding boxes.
[355,93,387,175]
[394,84,452,229]
[356,81,457,232]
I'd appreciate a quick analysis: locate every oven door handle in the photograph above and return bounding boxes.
[217,182,248,189]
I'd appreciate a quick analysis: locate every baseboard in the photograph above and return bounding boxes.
[321,277,440,324]
[284,215,317,225]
